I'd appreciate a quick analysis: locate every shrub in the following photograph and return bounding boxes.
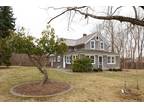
[117,68,122,71]
[72,57,92,72]
[93,68,103,72]
[93,68,98,72]
[109,68,113,71]
[3,60,11,67]
[108,68,122,71]
[97,68,103,72]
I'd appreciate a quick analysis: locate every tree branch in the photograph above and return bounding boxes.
[47,6,88,24]
[133,6,138,19]
[47,6,144,27]
[75,9,144,26]
[111,6,122,16]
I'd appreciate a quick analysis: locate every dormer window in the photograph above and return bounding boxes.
[100,41,104,50]
[90,40,95,49]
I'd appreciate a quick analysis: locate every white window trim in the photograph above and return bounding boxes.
[107,56,116,64]
[100,41,104,50]
[66,55,71,64]
[90,40,95,49]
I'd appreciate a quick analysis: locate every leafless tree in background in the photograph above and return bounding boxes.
[46,6,144,69]
[45,6,144,93]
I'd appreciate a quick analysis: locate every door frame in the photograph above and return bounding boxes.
[98,55,103,69]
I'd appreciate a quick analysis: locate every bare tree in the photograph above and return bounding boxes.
[47,6,144,27]
[46,6,144,57]
[103,6,115,52]
[45,6,144,94]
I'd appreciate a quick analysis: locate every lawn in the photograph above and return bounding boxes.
[0,66,144,102]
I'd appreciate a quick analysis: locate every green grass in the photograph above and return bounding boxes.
[0,66,144,101]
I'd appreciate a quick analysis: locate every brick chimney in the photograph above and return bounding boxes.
[83,33,87,37]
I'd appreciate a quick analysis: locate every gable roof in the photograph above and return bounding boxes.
[61,32,109,46]
[63,39,77,46]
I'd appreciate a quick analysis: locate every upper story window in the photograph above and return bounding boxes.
[96,36,99,40]
[100,41,104,50]
[107,56,115,64]
[90,40,95,49]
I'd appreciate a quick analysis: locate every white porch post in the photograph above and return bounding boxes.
[63,55,66,68]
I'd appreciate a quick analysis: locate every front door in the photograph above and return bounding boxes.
[98,56,103,69]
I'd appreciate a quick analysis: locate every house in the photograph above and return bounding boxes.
[49,32,120,70]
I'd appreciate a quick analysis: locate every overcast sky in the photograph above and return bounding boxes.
[0,0,143,39]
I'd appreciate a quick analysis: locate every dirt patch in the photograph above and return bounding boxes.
[119,89,143,101]
[11,80,71,97]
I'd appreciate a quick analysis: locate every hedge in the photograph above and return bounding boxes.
[72,57,92,72]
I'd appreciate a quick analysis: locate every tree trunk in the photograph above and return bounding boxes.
[33,62,49,85]
[28,54,49,85]
[39,68,48,85]
[111,33,114,52]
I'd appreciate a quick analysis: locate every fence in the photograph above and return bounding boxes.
[121,61,144,69]
[10,53,49,66]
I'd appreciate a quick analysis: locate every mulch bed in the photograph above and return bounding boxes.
[11,80,71,96]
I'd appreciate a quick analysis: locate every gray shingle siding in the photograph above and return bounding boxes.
[84,36,109,51]
[83,54,120,70]
[104,56,120,69]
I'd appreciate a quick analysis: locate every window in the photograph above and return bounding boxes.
[107,56,115,64]
[57,56,61,62]
[108,56,111,63]
[100,41,104,50]
[112,56,115,63]
[90,40,95,49]
[86,56,89,58]
[90,56,95,64]
[72,56,77,60]
[85,55,95,64]
[53,57,56,62]
[96,36,99,40]
[66,56,71,64]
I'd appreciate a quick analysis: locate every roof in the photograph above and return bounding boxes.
[63,39,77,46]
[60,32,109,46]
[67,49,119,55]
